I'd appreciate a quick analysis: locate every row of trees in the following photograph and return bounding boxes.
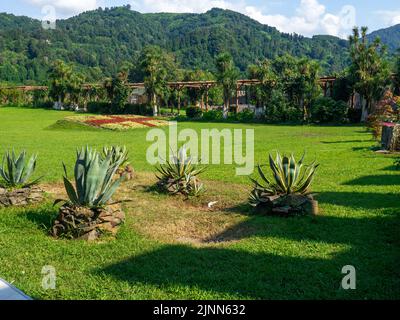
[246,26,398,122]
[42,26,399,122]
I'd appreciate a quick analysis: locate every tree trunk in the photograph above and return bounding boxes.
[223,100,229,119]
[301,98,307,122]
[152,92,158,117]
[361,98,369,122]
[177,91,181,115]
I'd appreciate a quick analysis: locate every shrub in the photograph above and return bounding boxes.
[0,150,41,189]
[265,90,303,123]
[249,152,319,216]
[310,97,349,123]
[395,158,400,170]
[348,108,362,123]
[124,103,153,116]
[236,109,255,123]
[41,101,54,109]
[32,90,50,108]
[186,107,203,119]
[156,146,205,198]
[202,110,224,122]
[0,88,28,106]
[87,102,111,114]
[366,91,400,140]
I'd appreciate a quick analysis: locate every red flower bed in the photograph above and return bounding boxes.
[85,116,157,128]
[381,122,396,128]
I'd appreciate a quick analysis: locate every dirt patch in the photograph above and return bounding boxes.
[119,173,256,245]
[40,172,257,245]
[41,182,66,200]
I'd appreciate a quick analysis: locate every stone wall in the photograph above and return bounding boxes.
[381,124,400,151]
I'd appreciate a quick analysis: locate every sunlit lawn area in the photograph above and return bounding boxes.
[0,106,399,300]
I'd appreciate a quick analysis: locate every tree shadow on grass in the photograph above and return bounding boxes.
[97,198,400,299]
[317,191,399,211]
[22,206,56,233]
[97,218,399,299]
[343,175,400,186]
[382,165,400,172]
[98,244,347,299]
[322,140,370,144]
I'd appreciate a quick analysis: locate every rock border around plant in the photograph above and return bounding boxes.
[52,204,126,241]
[254,194,319,217]
[0,186,45,208]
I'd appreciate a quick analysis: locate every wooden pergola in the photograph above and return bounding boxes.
[0,78,336,112]
[319,77,336,97]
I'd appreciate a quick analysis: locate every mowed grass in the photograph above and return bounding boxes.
[0,106,399,300]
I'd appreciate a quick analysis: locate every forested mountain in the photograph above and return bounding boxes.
[367,24,400,52]
[0,5,398,85]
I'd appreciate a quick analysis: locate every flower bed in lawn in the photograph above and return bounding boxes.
[64,115,170,130]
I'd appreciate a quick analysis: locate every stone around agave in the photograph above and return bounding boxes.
[52,204,125,241]
[0,186,45,208]
[255,194,318,216]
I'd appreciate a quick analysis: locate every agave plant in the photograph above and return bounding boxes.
[102,145,134,180]
[58,147,126,208]
[156,146,206,197]
[52,147,126,240]
[0,149,41,188]
[249,152,319,215]
[102,146,129,169]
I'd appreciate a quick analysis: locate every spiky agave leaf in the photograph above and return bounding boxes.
[156,145,206,197]
[0,149,40,188]
[102,145,129,169]
[58,147,125,208]
[250,151,318,207]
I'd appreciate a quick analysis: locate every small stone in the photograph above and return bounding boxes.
[99,215,115,223]
[272,206,291,215]
[80,230,99,241]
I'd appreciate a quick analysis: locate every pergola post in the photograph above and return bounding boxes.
[236,83,240,113]
[205,86,209,111]
[177,86,182,115]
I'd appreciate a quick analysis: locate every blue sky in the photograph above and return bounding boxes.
[0,0,399,38]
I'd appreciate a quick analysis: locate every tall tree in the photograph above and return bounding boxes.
[104,69,129,114]
[138,46,177,116]
[68,72,85,110]
[248,59,277,111]
[272,54,320,121]
[48,60,74,109]
[349,26,391,122]
[215,53,239,118]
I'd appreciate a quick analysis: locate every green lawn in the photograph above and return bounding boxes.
[0,106,399,300]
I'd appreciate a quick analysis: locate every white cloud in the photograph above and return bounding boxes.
[131,0,356,38]
[376,10,400,27]
[25,0,99,16]
[25,0,357,38]
[130,0,239,13]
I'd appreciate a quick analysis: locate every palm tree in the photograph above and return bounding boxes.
[48,60,73,110]
[215,53,239,119]
[139,46,176,116]
[349,26,391,122]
